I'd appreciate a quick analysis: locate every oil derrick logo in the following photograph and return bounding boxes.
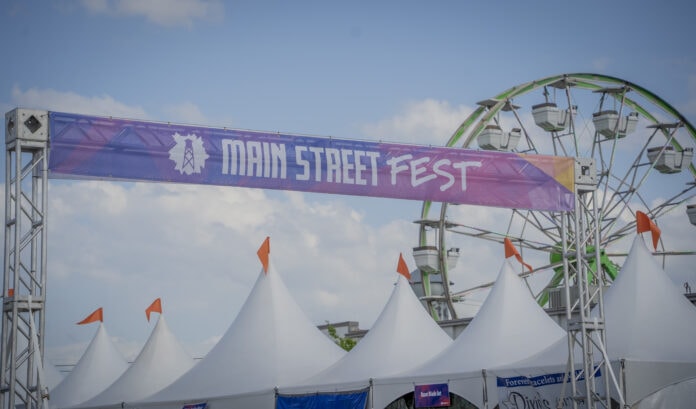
[169,132,209,175]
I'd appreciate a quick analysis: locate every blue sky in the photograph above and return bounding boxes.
[2,0,696,365]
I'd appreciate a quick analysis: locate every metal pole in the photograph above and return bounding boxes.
[1,109,49,409]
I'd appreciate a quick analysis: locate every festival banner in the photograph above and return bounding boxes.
[48,112,575,211]
[414,383,450,408]
[496,369,603,409]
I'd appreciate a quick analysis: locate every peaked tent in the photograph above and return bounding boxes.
[604,234,696,405]
[76,315,196,408]
[372,259,567,409]
[43,357,65,391]
[137,261,345,407]
[281,273,453,393]
[493,234,696,406]
[633,376,696,409]
[49,323,129,409]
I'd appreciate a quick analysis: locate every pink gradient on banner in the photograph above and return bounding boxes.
[48,112,575,212]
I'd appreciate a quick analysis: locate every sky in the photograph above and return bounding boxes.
[2,0,696,367]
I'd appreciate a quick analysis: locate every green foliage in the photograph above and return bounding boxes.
[326,324,357,351]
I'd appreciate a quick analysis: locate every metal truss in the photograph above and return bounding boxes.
[1,109,50,409]
[563,159,622,409]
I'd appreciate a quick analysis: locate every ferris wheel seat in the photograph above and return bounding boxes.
[532,102,572,132]
[646,146,694,174]
[593,110,639,139]
[687,204,696,226]
[477,125,521,151]
[412,246,440,274]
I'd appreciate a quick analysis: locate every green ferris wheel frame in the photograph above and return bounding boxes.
[416,73,696,319]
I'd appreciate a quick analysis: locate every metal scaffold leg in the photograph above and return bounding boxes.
[564,158,623,409]
[1,109,50,409]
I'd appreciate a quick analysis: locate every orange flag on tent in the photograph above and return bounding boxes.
[504,237,533,272]
[396,253,411,281]
[77,307,103,325]
[257,236,270,274]
[636,211,661,250]
[145,298,162,321]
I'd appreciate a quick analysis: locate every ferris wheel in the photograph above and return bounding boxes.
[414,73,696,320]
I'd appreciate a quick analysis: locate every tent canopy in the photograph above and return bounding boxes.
[371,259,566,409]
[49,323,129,409]
[493,235,696,406]
[140,261,345,404]
[77,315,195,407]
[285,273,453,391]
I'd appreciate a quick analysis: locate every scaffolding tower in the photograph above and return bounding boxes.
[1,109,49,409]
[563,158,618,409]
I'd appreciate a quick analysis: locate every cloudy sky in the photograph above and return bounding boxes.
[2,0,696,366]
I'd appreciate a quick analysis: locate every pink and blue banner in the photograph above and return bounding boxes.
[414,383,451,407]
[48,112,574,211]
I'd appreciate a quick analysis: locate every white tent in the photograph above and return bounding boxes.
[137,261,345,407]
[43,358,65,391]
[76,315,195,408]
[372,259,567,408]
[493,234,696,407]
[632,376,696,409]
[281,273,453,393]
[49,323,129,409]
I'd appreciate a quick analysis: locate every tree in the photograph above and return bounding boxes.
[326,323,357,351]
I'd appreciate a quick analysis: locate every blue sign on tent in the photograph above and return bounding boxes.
[182,403,207,409]
[276,389,369,409]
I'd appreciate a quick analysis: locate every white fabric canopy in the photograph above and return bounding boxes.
[633,376,696,409]
[284,273,453,391]
[138,261,345,406]
[494,234,696,406]
[413,259,566,374]
[49,323,129,409]
[76,315,195,408]
[43,358,65,391]
[372,259,566,409]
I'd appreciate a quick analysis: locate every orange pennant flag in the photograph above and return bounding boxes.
[257,236,270,274]
[636,211,661,250]
[504,237,533,272]
[77,307,103,325]
[145,298,162,322]
[396,253,411,280]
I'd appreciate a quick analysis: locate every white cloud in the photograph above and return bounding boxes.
[80,0,224,27]
[10,85,148,119]
[361,99,475,146]
[162,102,211,126]
[44,179,415,362]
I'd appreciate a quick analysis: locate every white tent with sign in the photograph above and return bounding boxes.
[76,313,195,408]
[278,268,453,398]
[492,232,696,407]
[135,241,345,409]
[371,256,567,409]
[49,323,129,409]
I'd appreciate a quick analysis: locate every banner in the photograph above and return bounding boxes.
[276,389,368,409]
[496,369,603,409]
[181,403,207,409]
[414,383,450,407]
[48,112,575,211]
